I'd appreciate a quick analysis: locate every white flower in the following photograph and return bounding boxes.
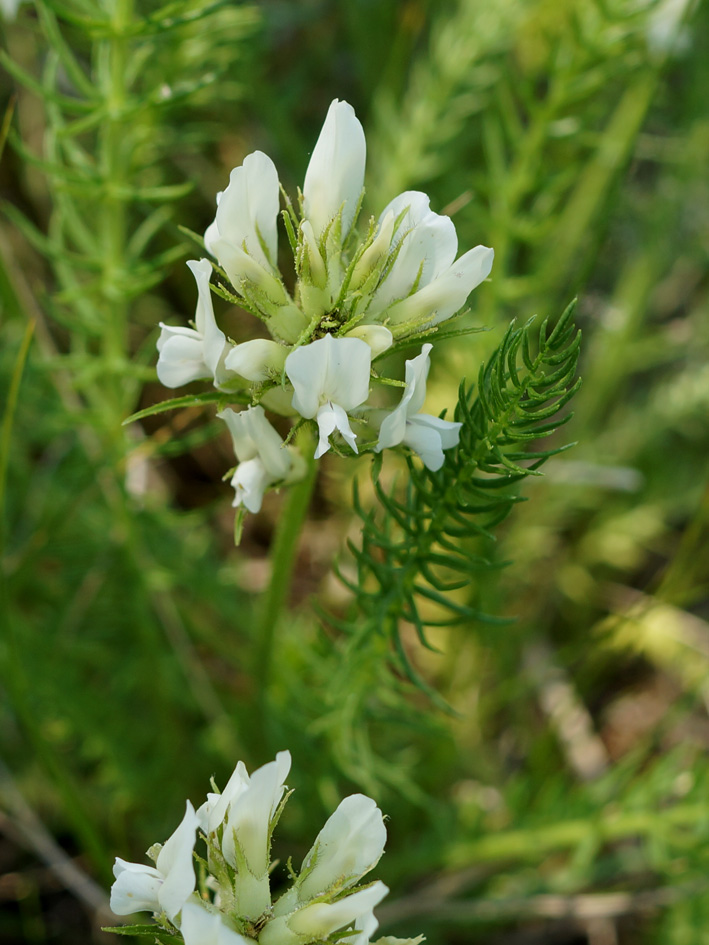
[157,259,228,389]
[285,335,371,458]
[297,794,386,900]
[204,151,280,286]
[368,193,458,315]
[364,191,493,330]
[215,751,291,876]
[376,344,462,471]
[218,407,304,513]
[110,801,199,921]
[274,795,386,918]
[302,99,366,241]
[181,902,252,945]
[260,882,389,945]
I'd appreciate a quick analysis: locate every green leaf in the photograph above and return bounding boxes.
[122,390,237,425]
[331,301,582,698]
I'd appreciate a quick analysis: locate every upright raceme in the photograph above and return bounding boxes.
[154,97,493,516]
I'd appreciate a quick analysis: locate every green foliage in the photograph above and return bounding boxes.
[2,0,257,428]
[338,302,580,692]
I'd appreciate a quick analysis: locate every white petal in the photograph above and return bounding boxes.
[298,795,386,900]
[303,100,366,239]
[214,152,280,271]
[211,237,284,300]
[374,344,432,452]
[386,245,494,327]
[285,340,330,419]
[156,801,199,921]
[223,751,291,876]
[379,191,432,234]
[204,219,220,258]
[218,408,258,463]
[319,335,371,411]
[156,326,208,388]
[110,859,163,916]
[375,403,408,452]
[401,421,446,471]
[187,259,227,380]
[344,326,393,359]
[288,882,389,940]
[181,902,253,945]
[313,403,338,458]
[202,762,250,835]
[371,192,457,312]
[203,191,223,256]
[351,908,379,945]
[413,413,462,451]
[231,458,270,513]
[224,339,287,382]
[218,406,291,480]
[401,344,432,418]
[287,334,371,417]
[314,402,358,458]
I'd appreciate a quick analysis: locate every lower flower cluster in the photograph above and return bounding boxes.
[110,752,422,945]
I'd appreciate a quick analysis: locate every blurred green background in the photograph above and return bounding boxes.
[1,0,708,943]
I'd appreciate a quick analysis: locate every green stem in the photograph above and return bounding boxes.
[0,320,34,557]
[96,0,134,424]
[255,433,317,731]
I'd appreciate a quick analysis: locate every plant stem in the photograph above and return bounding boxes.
[254,433,317,740]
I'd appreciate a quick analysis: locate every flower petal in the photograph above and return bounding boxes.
[199,761,250,835]
[401,344,432,418]
[231,458,271,513]
[375,344,432,452]
[370,192,457,312]
[287,335,371,417]
[314,402,358,458]
[288,882,389,940]
[413,413,462,451]
[298,794,387,901]
[223,751,291,876]
[156,325,209,388]
[386,245,494,327]
[218,408,259,463]
[303,100,366,240]
[219,406,292,481]
[212,151,280,272]
[319,335,371,411]
[110,859,163,916]
[181,901,253,945]
[401,420,446,471]
[187,259,227,380]
[156,801,199,921]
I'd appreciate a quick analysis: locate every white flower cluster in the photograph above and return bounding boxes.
[110,752,422,945]
[157,99,493,513]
